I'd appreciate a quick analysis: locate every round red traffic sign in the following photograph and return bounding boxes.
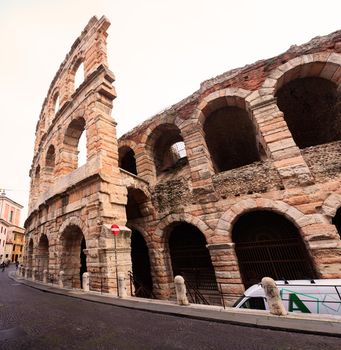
[111,224,120,235]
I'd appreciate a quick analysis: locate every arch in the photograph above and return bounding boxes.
[167,222,219,303]
[46,144,56,168]
[126,187,149,221]
[130,229,153,298]
[64,117,87,170]
[215,198,330,241]
[232,210,317,288]
[262,52,341,96]
[69,54,86,92]
[59,216,86,237]
[145,123,187,175]
[155,213,214,244]
[195,88,261,172]
[332,208,341,239]
[195,88,252,126]
[60,223,87,289]
[321,193,341,218]
[27,238,34,277]
[37,234,49,281]
[119,146,137,175]
[276,76,341,148]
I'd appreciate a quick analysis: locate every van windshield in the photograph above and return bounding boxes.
[240,297,266,310]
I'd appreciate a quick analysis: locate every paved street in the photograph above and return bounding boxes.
[0,266,340,350]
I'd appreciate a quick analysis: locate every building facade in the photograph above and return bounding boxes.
[24,16,341,305]
[0,191,25,262]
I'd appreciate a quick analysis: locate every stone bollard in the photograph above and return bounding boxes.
[174,275,189,306]
[261,277,287,316]
[43,270,48,284]
[59,271,64,288]
[82,272,90,292]
[32,268,37,281]
[118,272,127,298]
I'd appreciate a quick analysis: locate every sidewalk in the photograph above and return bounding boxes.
[9,271,341,337]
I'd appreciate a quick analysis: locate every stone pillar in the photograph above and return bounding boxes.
[250,99,313,188]
[32,268,37,281]
[82,272,90,292]
[118,272,127,298]
[181,122,215,193]
[207,243,245,306]
[261,277,287,316]
[174,275,189,306]
[59,271,64,288]
[98,225,132,295]
[43,270,48,284]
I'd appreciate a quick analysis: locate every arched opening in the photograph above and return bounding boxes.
[53,93,60,116]
[74,62,85,90]
[276,77,341,148]
[46,145,56,169]
[232,211,316,288]
[35,165,40,180]
[27,239,33,278]
[126,188,148,221]
[204,106,260,172]
[119,146,137,175]
[149,124,188,175]
[130,229,153,298]
[60,225,87,289]
[332,207,341,239]
[168,223,219,303]
[64,118,86,170]
[37,235,49,281]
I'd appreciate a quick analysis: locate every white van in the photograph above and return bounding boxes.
[234,279,341,315]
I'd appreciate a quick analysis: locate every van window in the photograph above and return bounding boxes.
[240,297,266,310]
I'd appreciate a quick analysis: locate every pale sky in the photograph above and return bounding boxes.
[0,0,340,225]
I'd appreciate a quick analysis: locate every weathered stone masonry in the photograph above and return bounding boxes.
[24,16,341,305]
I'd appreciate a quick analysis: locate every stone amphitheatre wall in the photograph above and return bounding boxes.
[24,17,341,304]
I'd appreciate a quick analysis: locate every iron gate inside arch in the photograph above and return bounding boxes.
[168,223,218,293]
[232,211,316,288]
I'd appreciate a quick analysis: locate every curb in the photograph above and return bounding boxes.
[9,272,341,337]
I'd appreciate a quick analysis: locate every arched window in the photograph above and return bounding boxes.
[204,106,260,172]
[74,61,85,91]
[126,188,148,220]
[119,146,137,175]
[149,124,187,175]
[60,225,87,289]
[276,77,341,148]
[53,92,60,116]
[46,145,56,168]
[35,165,40,180]
[64,118,86,169]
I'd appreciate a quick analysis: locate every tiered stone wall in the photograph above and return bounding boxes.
[24,19,341,306]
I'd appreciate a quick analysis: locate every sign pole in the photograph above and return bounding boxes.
[114,232,119,297]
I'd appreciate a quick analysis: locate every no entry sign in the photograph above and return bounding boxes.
[111,224,120,235]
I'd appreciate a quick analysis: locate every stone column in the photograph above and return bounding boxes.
[118,272,127,298]
[82,272,90,292]
[250,99,313,188]
[43,270,48,284]
[59,271,64,288]
[32,268,37,281]
[207,243,245,306]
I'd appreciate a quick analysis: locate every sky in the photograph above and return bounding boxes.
[0,0,340,224]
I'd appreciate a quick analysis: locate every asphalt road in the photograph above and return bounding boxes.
[0,265,340,350]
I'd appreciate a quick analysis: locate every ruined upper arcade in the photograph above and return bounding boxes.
[24,17,341,305]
